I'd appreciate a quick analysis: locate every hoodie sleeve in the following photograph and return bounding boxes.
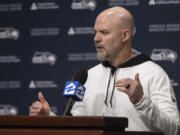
[134,70,180,135]
[71,101,87,116]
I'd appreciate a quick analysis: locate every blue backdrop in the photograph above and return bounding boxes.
[0,0,179,131]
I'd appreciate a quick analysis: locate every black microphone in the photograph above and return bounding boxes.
[63,68,88,116]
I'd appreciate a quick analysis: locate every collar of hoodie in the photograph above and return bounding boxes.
[101,54,151,107]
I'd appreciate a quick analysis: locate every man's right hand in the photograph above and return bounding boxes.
[29,92,50,116]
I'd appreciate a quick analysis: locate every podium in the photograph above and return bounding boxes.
[0,116,163,135]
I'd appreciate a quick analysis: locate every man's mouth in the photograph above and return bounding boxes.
[96,46,104,51]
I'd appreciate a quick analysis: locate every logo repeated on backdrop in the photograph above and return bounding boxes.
[150,49,177,63]
[0,56,21,64]
[132,27,136,37]
[71,0,97,11]
[132,48,141,56]
[30,2,60,11]
[0,81,21,89]
[0,27,20,40]
[0,105,18,115]
[31,28,60,37]
[171,79,179,87]
[68,53,97,61]
[0,3,22,12]
[29,80,58,89]
[68,27,94,35]
[108,0,139,7]
[149,24,180,32]
[149,0,180,5]
[32,52,57,66]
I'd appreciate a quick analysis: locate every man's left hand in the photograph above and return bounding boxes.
[115,73,144,104]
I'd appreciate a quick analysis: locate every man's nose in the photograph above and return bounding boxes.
[94,33,101,43]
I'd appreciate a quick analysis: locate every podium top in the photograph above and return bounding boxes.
[0,116,164,135]
[0,116,128,129]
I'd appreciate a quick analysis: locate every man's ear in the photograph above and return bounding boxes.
[121,29,131,42]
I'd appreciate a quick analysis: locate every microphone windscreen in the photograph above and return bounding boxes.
[72,68,88,85]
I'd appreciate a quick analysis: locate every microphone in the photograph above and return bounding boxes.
[63,68,88,116]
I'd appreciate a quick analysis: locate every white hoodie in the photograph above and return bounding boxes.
[71,54,180,135]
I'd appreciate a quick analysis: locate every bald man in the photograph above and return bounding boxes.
[29,7,180,135]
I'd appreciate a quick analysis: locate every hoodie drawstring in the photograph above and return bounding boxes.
[104,67,117,108]
[110,69,117,107]
[104,71,112,107]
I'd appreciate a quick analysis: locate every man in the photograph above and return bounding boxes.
[29,7,180,135]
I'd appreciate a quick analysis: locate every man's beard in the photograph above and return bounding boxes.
[95,43,107,61]
[97,50,106,62]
